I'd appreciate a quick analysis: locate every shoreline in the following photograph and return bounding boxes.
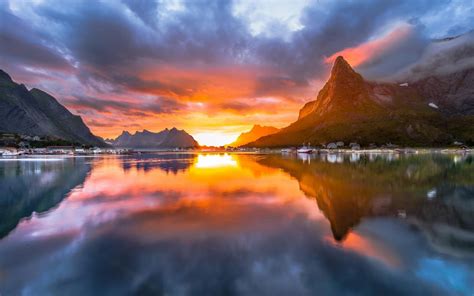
[0,147,473,159]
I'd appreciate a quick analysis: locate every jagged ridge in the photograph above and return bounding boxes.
[0,69,105,146]
[110,128,198,148]
[247,56,474,147]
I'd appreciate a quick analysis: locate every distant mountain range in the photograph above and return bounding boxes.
[108,128,198,148]
[229,125,279,147]
[0,69,105,146]
[248,46,474,147]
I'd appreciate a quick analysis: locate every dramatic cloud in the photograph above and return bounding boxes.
[326,24,429,79]
[71,95,186,115]
[0,0,473,142]
[0,9,71,73]
[392,30,474,81]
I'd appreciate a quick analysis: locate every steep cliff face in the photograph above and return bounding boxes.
[0,69,105,146]
[230,125,279,147]
[111,128,198,148]
[299,56,381,121]
[247,56,474,147]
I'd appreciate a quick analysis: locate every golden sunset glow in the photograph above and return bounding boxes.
[64,23,412,142]
[3,0,474,293]
[193,132,240,147]
[194,154,238,168]
[67,154,316,216]
[4,0,471,146]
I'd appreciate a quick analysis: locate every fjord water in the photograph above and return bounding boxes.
[0,153,473,295]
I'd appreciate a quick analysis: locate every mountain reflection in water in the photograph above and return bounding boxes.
[0,158,91,239]
[260,153,474,252]
[0,152,473,295]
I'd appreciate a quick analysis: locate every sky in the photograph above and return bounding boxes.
[1,0,473,146]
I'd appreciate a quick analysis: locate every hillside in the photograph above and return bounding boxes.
[0,69,105,146]
[229,125,279,147]
[247,56,474,147]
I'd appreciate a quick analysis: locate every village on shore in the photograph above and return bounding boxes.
[1,132,472,157]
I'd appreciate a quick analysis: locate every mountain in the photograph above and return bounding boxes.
[395,30,474,116]
[110,128,199,148]
[0,69,105,146]
[257,154,474,255]
[247,56,474,147]
[229,125,279,147]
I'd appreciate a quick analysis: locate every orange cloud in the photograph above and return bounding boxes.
[61,62,312,143]
[325,24,415,67]
[136,63,264,101]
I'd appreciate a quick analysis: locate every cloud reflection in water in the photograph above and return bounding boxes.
[0,153,473,295]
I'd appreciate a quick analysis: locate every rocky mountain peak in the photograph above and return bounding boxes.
[297,56,369,119]
[331,56,355,76]
[328,56,364,87]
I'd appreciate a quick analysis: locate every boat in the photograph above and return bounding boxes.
[297,143,313,154]
[0,150,23,156]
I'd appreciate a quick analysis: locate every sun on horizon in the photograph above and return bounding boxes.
[193,132,240,147]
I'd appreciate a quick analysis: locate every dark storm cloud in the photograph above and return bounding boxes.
[147,96,187,114]
[254,0,449,81]
[35,1,158,69]
[110,74,193,97]
[358,24,431,79]
[68,95,133,112]
[394,30,474,81]
[27,0,251,97]
[68,95,186,115]
[75,69,194,97]
[253,75,309,98]
[121,0,160,28]
[38,0,249,68]
[1,0,472,105]
[156,0,249,63]
[0,8,71,71]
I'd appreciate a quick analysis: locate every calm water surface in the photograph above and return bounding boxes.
[0,152,474,295]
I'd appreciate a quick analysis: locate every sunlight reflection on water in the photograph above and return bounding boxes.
[0,152,473,295]
[195,153,238,168]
